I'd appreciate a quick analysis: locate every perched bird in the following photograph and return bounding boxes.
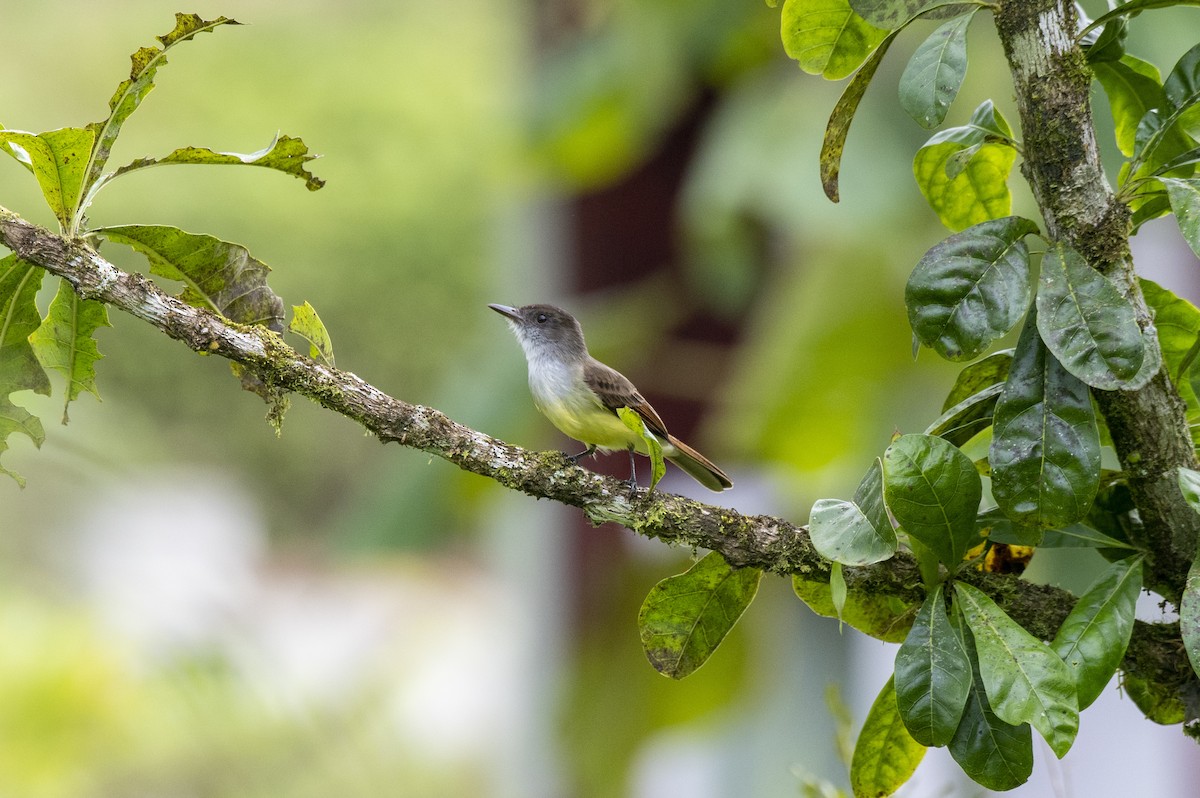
[490,303,732,492]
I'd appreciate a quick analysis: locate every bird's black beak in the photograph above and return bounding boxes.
[488,303,522,322]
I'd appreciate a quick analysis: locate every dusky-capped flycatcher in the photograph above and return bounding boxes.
[489,303,733,492]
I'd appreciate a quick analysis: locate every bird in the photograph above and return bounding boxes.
[489,302,732,493]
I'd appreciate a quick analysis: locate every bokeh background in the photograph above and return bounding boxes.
[3,1,1200,795]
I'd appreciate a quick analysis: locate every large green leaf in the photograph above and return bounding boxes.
[894,584,972,746]
[947,609,1033,791]
[0,256,51,485]
[638,552,761,679]
[809,459,898,565]
[942,349,1012,411]
[1165,42,1200,138]
[0,128,96,229]
[906,216,1038,361]
[1093,56,1169,157]
[792,573,916,642]
[94,225,285,330]
[882,433,982,566]
[1036,242,1145,389]
[990,309,1100,528]
[780,0,889,80]
[1051,556,1143,709]
[913,101,1017,230]
[898,9,977,129]
[849,675,926,798]
[820,31,899,201]
[1160,178,1200,259]
[29,279,110,425]
[955,583,1078,758]
[83,14,241,192]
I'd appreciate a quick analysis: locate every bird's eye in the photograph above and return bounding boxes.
[536,313,548,324]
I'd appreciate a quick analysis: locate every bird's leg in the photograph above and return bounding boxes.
[625,448,640,497]
[565,444,597,464]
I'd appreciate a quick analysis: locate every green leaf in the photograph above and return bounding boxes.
[1036,242,1145,389]
[1083,17,1128,64]
[792,573,916,642]
[83,14,241,193]
[1093,56,1169,158]
[985,512,1135,549]
[809,459,898,565]
[94,225,285,330]
[780,0,889,80]
[1051,556,1143,709]
[1078,0,1200,40]
[288,301,335,367]
[894,584,972,746]
[29,279,110,424]
[976,506,1044,547]
[913,102,1018,230]
[954,583,1079,758]
[0,128,97,229]
[1165,41,1200,113]
[0,256,51,485]
[1181,547,1200,682]
[820,31,899,202]
[849,675,926,798]
[942,349,1012,411]
[1161,177,1200,259]
[830,561,847,625]
[906,216,1038,361]
[1140,278,1200,443]
[103,134,325,196]
[924,382,1002,446]
[618,406,666,492]
[882,433,982,565]
[947,610,1033,791]
[849,0,976,28]
[990,309,1100,528]
[898,10,977,129]
[638,552,761,679]
[1180,466,1200,514]
[1122,670,1186,724]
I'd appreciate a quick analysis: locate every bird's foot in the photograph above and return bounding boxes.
[565,444,597,464]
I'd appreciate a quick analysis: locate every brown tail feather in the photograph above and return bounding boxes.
[666,434,733,492]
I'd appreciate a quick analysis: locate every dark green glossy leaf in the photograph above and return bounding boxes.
[849,675,926,798]
[809,459,897,565]
[1051,556,1143,709]
[942,349,1012,411]
[991,309,1100,528]
[29,279,110,424]
[1083,17,1127,63]
[83,14,241,192]
[1093,56,1168,157]
[94,225,285,330]
[780,0,889,80]
[1165,41,1200,113]
[955,583,1078,757]
[792,573,916,642]
[925,382,1002,446]
[1036,242,1145,388]
[948,610,1033,791]
[638,552,761,679]
[898,10,977,129]
[882,433,982,565]
[0,128,96,229]
[820,31,899,201]
[987,515,1134,549]
[1161,178,1200,259]
[895,584,972,745]
[913,102,1018,230]
[618,407,666,492]
[907,216,1038,361]
[976,506,1043,547]
[288,301,335,367]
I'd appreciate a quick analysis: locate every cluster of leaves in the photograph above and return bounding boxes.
[631,0,1200,795]
[0,13,333,484]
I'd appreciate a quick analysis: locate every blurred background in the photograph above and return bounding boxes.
[2,0,1200,795]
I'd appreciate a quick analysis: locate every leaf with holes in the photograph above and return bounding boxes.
[29,279,110,424]
[0,128,96,229]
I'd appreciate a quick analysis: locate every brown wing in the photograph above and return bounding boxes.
[582,357,670,438]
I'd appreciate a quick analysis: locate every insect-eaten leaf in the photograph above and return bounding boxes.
[849,675,926,798]
[288,301,335,367]
[617,406,665,492]
[95,225,285,331]
[898,9,978,129]
[29,278,111,424]
[906,215,1038,361]
[638,551,761,679]
[882,433,982,567]
[991,309,1100,528]
[913,100,1017,230]
[0,127,96,230]
[107,133,325,193]
[0,256,52,485]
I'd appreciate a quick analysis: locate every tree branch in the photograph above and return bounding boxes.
[0,204,1193,704]
[994,0,1200,604]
